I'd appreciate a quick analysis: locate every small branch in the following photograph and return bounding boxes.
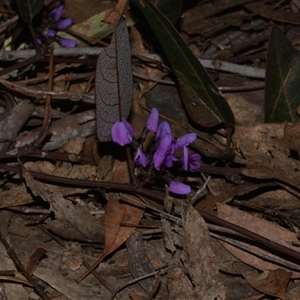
[0,48,266,79]
[0,231,51,300]
[35,49,54,145]
[0,78,94,103]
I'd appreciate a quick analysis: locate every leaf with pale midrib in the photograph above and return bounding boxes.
[16,0,43,24]
[265,26,300,123]
[130,0,235,128]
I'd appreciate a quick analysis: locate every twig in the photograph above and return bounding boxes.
[0,231,51,300]
[0,78,94,103]
[118,193,182,224]
[0,14,19,34]
[35,49,54,145]
[0,48,266,78]
[190,175,211,206]
[1,162,299,266]
[210,231,300,273]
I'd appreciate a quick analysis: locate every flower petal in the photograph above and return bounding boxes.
[44,28,57,38]
[155,121,171,140]
[121,118,136,137]
[49,5,64,21]
[153,134,173,170]
[111,121,135,146]
[163,153,177,168]
[56,17,73,30]
[188,153,201,170]
[145,108,159,133]
[133,148,149,167]
[58,38,77,48]
[174,133,197,151]
[182,146,189,171]
[169,181,191,194]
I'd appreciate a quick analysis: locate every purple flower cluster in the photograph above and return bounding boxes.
[111,108,201,195]
[36,5,76,48]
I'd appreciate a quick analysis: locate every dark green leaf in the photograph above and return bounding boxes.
[0,0,13,6]
[16,0,43,24]
[265,26,300,123]
[151,0,182,24]
[130,0,234,128]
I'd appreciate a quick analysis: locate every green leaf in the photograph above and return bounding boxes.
[130,0,234,128]
[151,0,183,24]
[57,11,135,47]
[16,0,43,24]
[265,26,300,123]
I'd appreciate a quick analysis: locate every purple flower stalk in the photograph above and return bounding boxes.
[110,109,201,195]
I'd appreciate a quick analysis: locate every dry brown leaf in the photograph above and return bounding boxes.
[22,166,105,243]
[242,269,292,300]
[77,159,144,281]
[101,160,144,260]
[217,203,300,278]
[104,0,128,26]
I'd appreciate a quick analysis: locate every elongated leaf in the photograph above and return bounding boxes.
[16,0,43,24]
[130,0,234,128]
[153,0,183,24]
[265,26,300,123]
[95,17,132,142]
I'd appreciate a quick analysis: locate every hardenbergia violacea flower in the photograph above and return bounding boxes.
[111,108,201,195]
[35,5,77,48]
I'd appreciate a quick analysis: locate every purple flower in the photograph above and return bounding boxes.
[174,133,197,151]
[145,108,159,133]
[182,147,201,170]
[153,134,173,170]
[155,121,172,140]
[134,148,149,167]
[49,5,64,21]
[169,181,191,194]
[187,153,201,170]
[40,25,57,38]
[163,153,178,168]
[59,38,77,48]
[35,5,76,48]
[111,119,136,146]
[56,18,73,30]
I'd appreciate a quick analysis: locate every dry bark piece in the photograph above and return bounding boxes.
[0,100,35,151]
[15,110,96,151]
[163,204,225,299]
[22,166,105,243]
[61,242,83,272]
[126,231,155,292]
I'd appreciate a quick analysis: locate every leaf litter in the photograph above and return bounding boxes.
[1,0,300,299]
